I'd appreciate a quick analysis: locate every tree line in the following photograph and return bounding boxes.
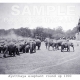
[0,26,78,41]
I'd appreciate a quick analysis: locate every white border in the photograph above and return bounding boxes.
[0,0,80,80]
[0,0,80,3]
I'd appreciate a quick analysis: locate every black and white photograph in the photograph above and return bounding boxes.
[0,2,80,75]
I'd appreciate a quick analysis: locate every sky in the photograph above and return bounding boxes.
[0,3,80,31]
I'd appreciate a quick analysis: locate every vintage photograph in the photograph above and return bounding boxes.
[0,3,80,74]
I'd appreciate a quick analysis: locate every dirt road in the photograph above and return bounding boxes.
[0,40,80,74]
